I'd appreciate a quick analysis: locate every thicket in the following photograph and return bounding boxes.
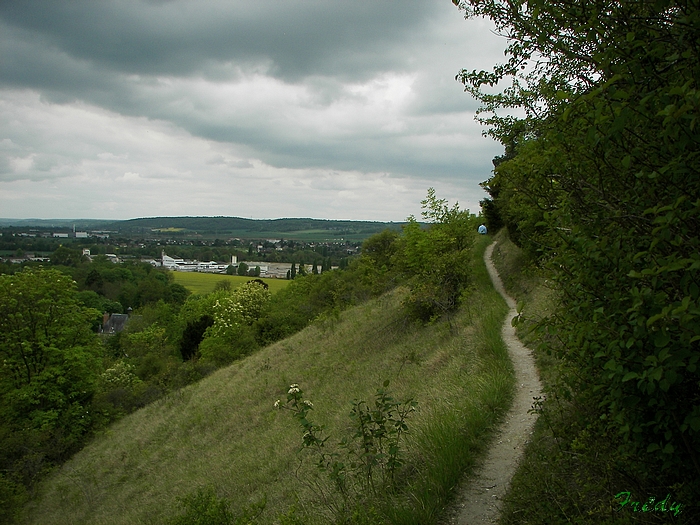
[455,0,699,519]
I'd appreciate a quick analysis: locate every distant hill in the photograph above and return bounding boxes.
[101,216,405,240]
[0,218,111,229]
[0,216,407,241]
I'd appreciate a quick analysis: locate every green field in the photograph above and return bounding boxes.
[22,236,515,525]
[172,272,290,295]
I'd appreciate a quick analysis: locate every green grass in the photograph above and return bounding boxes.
[172,272,290,295]
[21,236,514,525]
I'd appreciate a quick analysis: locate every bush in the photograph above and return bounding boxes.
[169,486,265,525]
[395,189,477,322]
[276,382,416,523]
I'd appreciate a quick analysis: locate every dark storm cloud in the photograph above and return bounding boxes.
[0,1,432,82]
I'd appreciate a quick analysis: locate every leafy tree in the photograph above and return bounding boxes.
[361,229,399,271]
[85,268,104,292]
[0,268,102,507]
[0,268,100,389]
[169,283,190,305]
[197,282,271,366]
[237,262,249,276]
[456,0,700,507]
[214,280,232,292]
[50,245,84,267]
[209,282,271,335]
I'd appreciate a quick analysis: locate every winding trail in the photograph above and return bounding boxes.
[442,241,543,524]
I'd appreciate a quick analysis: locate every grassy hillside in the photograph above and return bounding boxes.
[21,236,514,525]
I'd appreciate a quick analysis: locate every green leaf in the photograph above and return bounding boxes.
[688,416,700,433]
[653,330,671,348]
[650,367,663,382]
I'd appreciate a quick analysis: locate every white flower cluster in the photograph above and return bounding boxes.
[101,361,141,389]
[211,297,244,338]
[210,282,271,339]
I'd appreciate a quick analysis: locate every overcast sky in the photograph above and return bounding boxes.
[0,1,507,222]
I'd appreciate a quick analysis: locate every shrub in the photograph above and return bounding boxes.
[395,189,476,322]
[169,486,265,525]
[276,382,416,523]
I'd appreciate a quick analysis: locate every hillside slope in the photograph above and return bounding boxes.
[21,237,513,525]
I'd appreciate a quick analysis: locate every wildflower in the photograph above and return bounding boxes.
[288,384,300,394]
[303,400,314,408]
[274,399,281,409]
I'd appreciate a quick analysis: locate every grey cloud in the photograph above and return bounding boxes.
[207,155,253,169]
[0,1,434,82]
[32,153,62,172]
[0,1,506,219]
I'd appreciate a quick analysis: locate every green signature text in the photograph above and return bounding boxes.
[615,491,683,516]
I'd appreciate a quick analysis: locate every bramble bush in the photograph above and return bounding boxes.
[276,382,416,523]
[168,485,265,525]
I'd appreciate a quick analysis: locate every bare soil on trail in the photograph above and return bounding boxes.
[440,241,542,524]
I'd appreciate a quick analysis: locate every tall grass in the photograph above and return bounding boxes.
[21,235,513,525]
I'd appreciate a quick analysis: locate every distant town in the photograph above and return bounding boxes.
[0,220,367,277]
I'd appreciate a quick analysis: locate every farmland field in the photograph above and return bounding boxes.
[171,272,290,295]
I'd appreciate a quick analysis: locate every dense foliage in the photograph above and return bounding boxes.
[0,269,102,523]
[455,0,700,515]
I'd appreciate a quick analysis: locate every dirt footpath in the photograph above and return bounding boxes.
[441,241,542,524]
